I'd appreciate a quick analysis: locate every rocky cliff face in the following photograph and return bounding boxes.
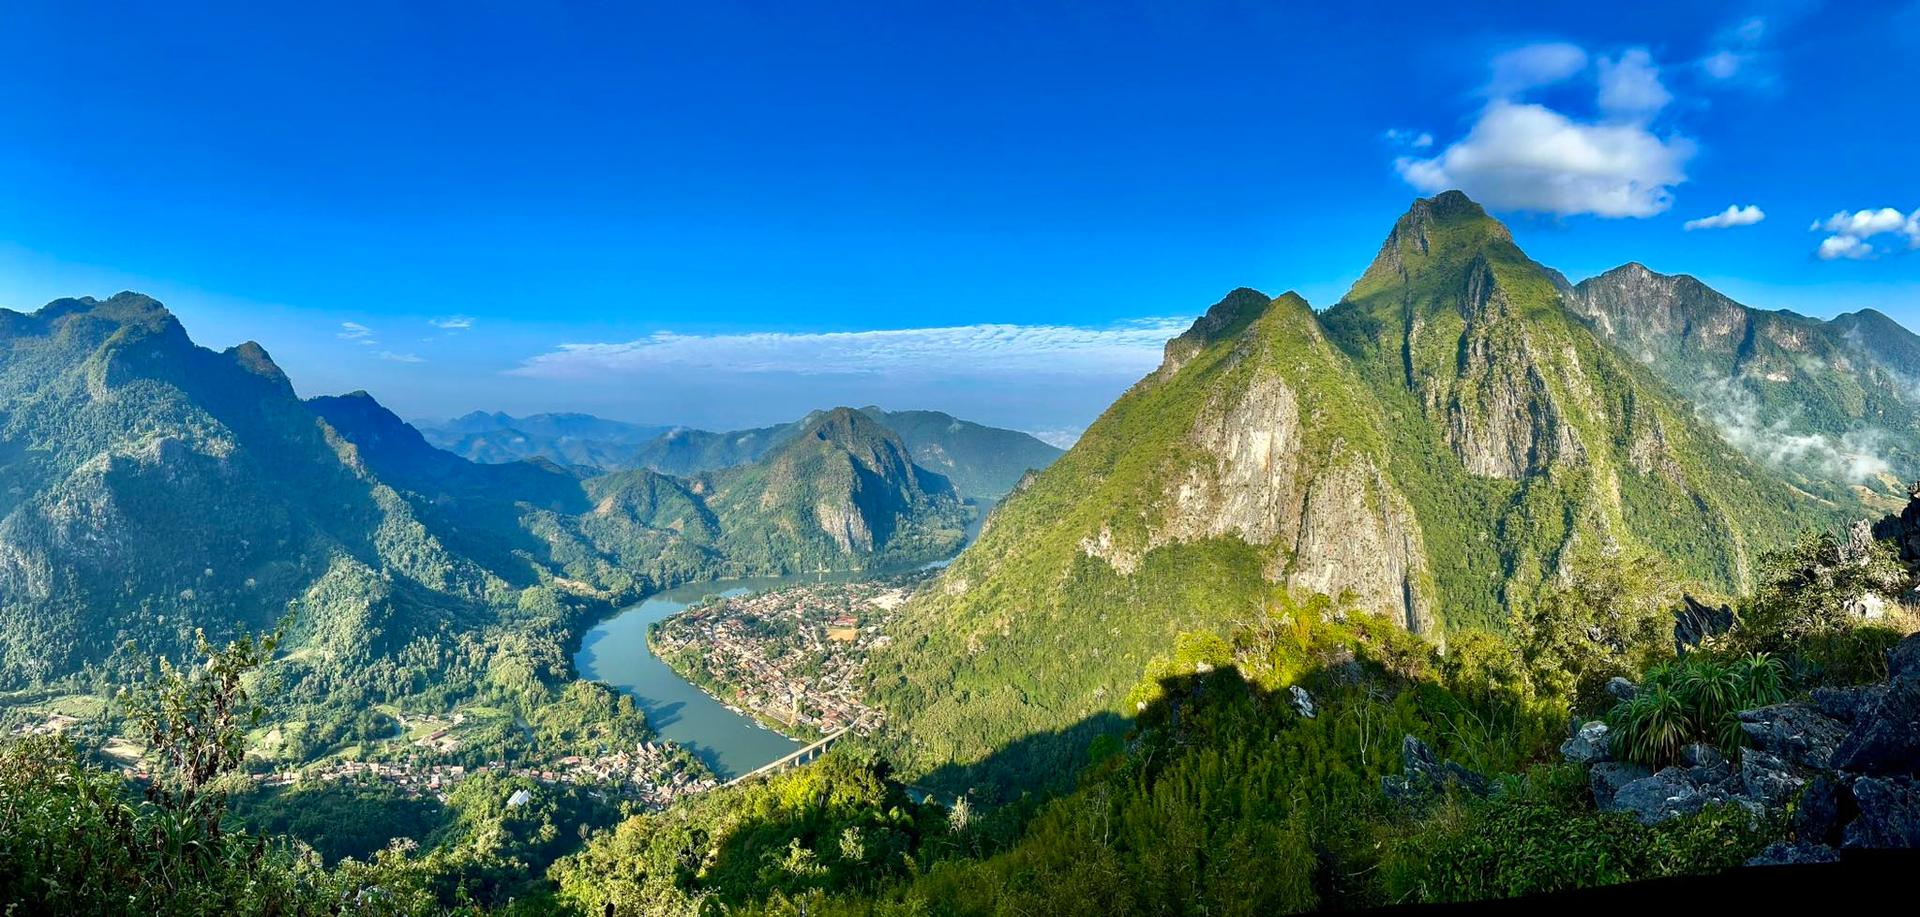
[703,408,967,565]
[878,192,1835,783]
[1570,262,1920,494]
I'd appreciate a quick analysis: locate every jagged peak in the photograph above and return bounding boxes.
[1348,192,1518,300]
[226,340,291,386]
[1159,288,1271,372]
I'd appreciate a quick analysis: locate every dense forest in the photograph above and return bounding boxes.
[3,511,1914,913]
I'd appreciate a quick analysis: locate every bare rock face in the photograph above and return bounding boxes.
[1434,258,1571,480]
[1152,369,1435,634]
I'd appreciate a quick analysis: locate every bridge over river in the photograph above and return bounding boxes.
[723,728,850,787]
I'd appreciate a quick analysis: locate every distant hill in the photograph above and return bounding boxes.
[630,408,1061,501]
[417,411,670,471]
[631,419,809,477]
[1568,263,1920,497]
[855,407,1063,501]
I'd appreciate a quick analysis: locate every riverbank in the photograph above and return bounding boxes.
[648,570,931,742]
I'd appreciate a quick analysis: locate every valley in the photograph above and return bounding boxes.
[6,193,1920,913]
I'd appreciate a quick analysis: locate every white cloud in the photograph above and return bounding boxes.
[1383,128,1433,149]
[1597,49,1672,118]
[1702,49,1744,80]
[1811,207,1920,260]
[377,351,425,363]
[509,318,1194,381]
[1396,101,1694,218]
[1029,428,1083,450]
[1396,43,1692,218]
[1696,376,1890,481]
[1684,204,1766,230]
[1487,42,1589,98]
[1818,235,1874,261]
[430,315,475,330]
[337,321,374,341]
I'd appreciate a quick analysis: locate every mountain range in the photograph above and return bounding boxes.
[0,299,972,704]
[424,407,1063,502]
[873,191,1919,788]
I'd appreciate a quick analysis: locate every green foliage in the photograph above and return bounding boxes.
[1736,529,1908,661]
[1377,765,1777,904]
[229,781,450,864]
[118,625,282,827]
[550,750,938,915]
[1606,654,1788,766]
[1510,544,1685,712]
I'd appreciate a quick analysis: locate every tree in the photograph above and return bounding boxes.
[117,625,283,833]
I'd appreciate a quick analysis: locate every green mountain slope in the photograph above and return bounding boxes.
[855,407,1063,500]
[0,294,505,684]
[697,408,969,572]
[1568,262,1920,497]
[633,409,1061,501]
[872,192,1838,788]
[631,420,808,477]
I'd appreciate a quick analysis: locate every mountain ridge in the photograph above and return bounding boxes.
[873,191,1842,790]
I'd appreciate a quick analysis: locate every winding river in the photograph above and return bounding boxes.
[574,575,810,780]
[575,503,989,780]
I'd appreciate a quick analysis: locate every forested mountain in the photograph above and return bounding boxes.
[0,297,967,710]
[629,409,1060,501]
[870,192,1843,788]
[1569,263,1920,496]
[0,293,507,686]
[854,407,1063,500]
[417,411,670,471]
[631,418,809,477]
[696,407,969,568]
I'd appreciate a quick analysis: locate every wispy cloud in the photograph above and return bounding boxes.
[509,319,1193,381]
[430,315,475,330]
[377,350,425,364]
[1395,42,1695,218]
[1811,207,1920,260]
[337,321,377,345]
[1382,128,1433,149]
[1684,204,1766,230]
[1695,376,1889,481]
[1029,428,1083,450]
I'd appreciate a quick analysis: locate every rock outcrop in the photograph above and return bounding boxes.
[1569,632,1920,863]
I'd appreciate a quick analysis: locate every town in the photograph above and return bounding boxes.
[649,571,932,739]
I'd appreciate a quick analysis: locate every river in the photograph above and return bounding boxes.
[574,501,991,780]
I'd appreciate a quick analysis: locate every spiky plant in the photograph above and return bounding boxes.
[1610,684,1695,766]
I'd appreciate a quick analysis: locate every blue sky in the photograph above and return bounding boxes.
[3,1,1917,438]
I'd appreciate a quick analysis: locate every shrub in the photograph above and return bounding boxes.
[1606,654,1787,766]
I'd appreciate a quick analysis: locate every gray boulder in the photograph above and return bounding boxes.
[1673,595,1734,652]
[1605,677,1639,702]
[1590,761,1652,809]
[1382,735,1489,801]
[1888,631,1920,682]
[1792,774,1844,845]
[1680,743,1733,786]
[1560,721,1611,765]
[1831,676,1920,775]
[1738,703,1849,770]
[1289,685,1316,719]
[1610,767,1708,825]
[1842,775,1920,849]
[1739,749,1806,808]
[1812,684,1886,725]
[1745,841,1842,866]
